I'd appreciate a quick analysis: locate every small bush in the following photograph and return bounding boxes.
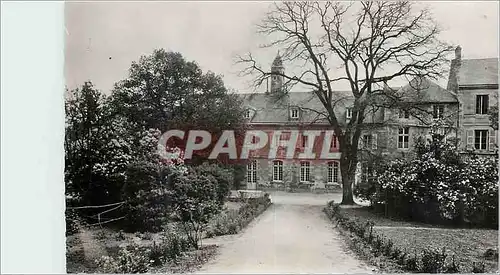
[206,210,240,237]
[65,209,83,236]
[390,246,402,260]
[382,238,394,257]
[162,228,192,260]
[148,241,166,266]
[471,262,486,273]
[483,248,498,261]
[420,247,447,273]
[405,254,419,272]
[397,251,407,265]
[373,235,383,251]
[442,255,460,273]
[115,230,126,241]
[96,245,151,273]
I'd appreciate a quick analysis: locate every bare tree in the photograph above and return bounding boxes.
[239,1,453,204]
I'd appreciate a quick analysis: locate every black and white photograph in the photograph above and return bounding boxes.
[63,1,498,273]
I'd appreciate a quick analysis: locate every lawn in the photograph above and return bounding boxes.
[340,207,498,273]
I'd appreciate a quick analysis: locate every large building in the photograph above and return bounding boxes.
[448,46,498,155]
[241,48,498,190]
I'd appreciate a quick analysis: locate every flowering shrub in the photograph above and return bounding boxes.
[372,136,498,227]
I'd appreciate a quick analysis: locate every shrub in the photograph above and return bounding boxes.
[115,230,126,241]
[372,135,498,228]
[442,255,460,273]
[382,238,394,257]
[166,166,222,248]
[121,161,170,233]
[391,246,402,260]
[65,208,83,236]
[471,262,486,273]
[420,247,447,273]
[193,163,233,206]
[96,245,151,273]
[483,248,498,261]
[206,210,240,237]
[404,253,419,272]
[162,227,192,260]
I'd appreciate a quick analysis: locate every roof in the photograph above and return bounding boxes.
[458,58,498,86]
[239,78,456,124]
[396,77,457,103]
[240,91,351,124]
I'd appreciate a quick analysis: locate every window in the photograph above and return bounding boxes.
[476,95,489,114]
[290,108,299,119]
[398,127,410,149]
[346,108,353,119]
[331,135,338,149]
[433,105,444,119]
[244,110,252,119]
[362,134,372,149]
[247,160,257,183]
[399,109,410,119]
[300,161,311,182]
[327,161,339,183]
[272,160,283,181]
[474,130,488,150]
[301,135,308,148]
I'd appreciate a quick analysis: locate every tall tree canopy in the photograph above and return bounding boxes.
[110,49,248,164]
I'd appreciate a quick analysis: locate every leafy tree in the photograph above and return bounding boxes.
[109,49,248,164]
[239,1,452,204]
[65,82,121,206]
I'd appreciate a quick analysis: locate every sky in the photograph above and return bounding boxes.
[65,1,499,94]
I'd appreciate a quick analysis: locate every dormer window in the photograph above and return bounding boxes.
[290,108,299,119]
[346,108,353,119]
[433,105,444,119]
[245,109,253,119]
[399,109,410,119]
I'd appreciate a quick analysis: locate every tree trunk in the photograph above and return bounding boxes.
[340,161,356,205]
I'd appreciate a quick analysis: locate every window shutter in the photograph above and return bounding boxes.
[372,133,378,150]
[489,129,496,151]
[485,95,490,114]
[476,95,481,114]
[466,130,474,150]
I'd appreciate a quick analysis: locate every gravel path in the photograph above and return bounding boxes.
[196,192,374,274]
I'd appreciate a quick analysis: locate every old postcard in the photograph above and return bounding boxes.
[64,1,499,273]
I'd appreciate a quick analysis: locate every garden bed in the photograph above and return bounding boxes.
[67,196,272,273]
[205,194,272,238]
[325,201,498,273]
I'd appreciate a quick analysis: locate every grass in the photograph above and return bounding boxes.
[340,206,499,273]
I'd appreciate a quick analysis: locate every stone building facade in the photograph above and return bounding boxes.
[447,46,498,156]
[241,49,498,190]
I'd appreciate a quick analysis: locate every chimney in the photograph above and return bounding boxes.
[455,45,462,61]
[447,45,462,91]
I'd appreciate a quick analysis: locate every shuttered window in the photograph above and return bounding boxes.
[476,95,489,114]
